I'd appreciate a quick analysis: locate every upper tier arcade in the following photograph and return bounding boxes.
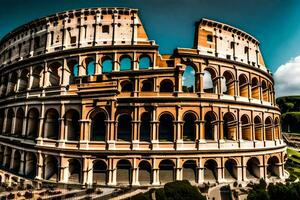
[0,7,154,67]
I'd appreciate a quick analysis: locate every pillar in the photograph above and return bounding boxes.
[19,151,25,175]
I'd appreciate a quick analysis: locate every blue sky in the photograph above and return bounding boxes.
[0,0,299,75]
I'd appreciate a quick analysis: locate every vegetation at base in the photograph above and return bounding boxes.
[247,178,300,200]
[285,148,300,181]
[130,180,206,200]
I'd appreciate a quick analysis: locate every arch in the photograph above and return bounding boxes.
[182,160,197,183]
[31,66,44,89]
[0,146,4,164]
[12,150,21,173]
[18,69,29,91]
[222,71,235,95]
[251,77,259,99]
[4,147,12,168]
[7,72,17,95]
[64,109,80,141]
[25,152,37,178]
[265,117,273,140]
[102,56,113,73]
[5,108,14,134]
[116,160,132,185]
[44,155,59,181]
[241,114,251,140]
[274,117,280,139]
[138,160,152,185]
[48,62,61,87]
[67,59,79,84]
[262,80,269,102]
[246,157,260,179]
[120,56,132,71]
[93,160,107,185]
[86,57,95,76]
[204,159,218,182]
[14,108,25,136]
[204,111,217,140]
[204,68,217,93]
[0,75,8,96]
[254,116,263,141]
[44,108,59,140]
[224,159,237,180]
[140,112,151,141]
[183,112,196,141]
[68,159,81,183]
[159,160,175,184]
[238,74,248,98]
[223,112,237,140]
[0,109,4,134]
[141,79,153,92]
[121,80,133,92]
[182,65,196,93]
[91,112,106,141]
[159,113,174,141]
[117,114,132,141]
[26,108,39,139]
[139,55,151,69]
[267,156,280,177]
[160,79,173,93]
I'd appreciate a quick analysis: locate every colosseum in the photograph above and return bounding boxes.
[0,7,286,187]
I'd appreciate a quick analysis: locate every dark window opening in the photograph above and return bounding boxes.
[207,35,213,42]
[102,25,110,33]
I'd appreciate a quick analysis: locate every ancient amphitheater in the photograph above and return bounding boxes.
[0,7,286,186]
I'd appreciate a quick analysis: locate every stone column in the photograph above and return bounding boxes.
[59,157,69,183]
[36,152,43,179]
[152,168,160,185]
[9,149,16,170]
[19,151,25,175]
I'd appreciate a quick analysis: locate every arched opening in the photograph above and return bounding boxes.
[223,112,236,140]
[48,62,61,87]
[159,160,175,184]
[204,159,218,182]
[31,66,43,89]
[222,71,235,95]
[160,79,173,93]
[0,75,8,96]
[5,108,14,134]
[224,159,237,180]
[12,150,21,173]
[182,160,197,183]
[120,56,132,71]
[44,109,59,140]
[68,159,81,183]
[26,108,39,139]
[254,116,263,141]
[239,74,248,98]
[117,114,132,141]
[93,160,107,185]
[14,108,25,136]
[141,80,153,92]
[121,80,133,92]
[0,146,4,164]
[183,113,196,141]
[139,161,152,185]
[140,112,151,141]
[241,114,251,140]
[262,81,269,102]
[139,55,151,69]
[7,72,17,95]
[251,77,259,99]
[246,157,260,179]
[267,156,280,178]
[44,155,59,181]
[204,111,217,140]
[116,160,132,185]
[274,118,280,139]
[91,112,106,141]
[65,109,80,141]
[159,113,174,142]
[102,56,113,73]
[25,152,37,178]
[86,57,95,76]
[182,65,196,93]
[204,68,217,93]
[0,110,4,134]
[265,117,273,140]
[18,69,29,92]
[4,147,12,168]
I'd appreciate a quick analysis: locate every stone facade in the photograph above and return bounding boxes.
[0,8,286,186]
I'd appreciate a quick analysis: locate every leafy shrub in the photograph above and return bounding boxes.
[24,191,34,199]
[155,188,167,200]
[7,193,15,200]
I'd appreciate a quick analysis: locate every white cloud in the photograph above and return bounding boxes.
[274,56,300,97]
